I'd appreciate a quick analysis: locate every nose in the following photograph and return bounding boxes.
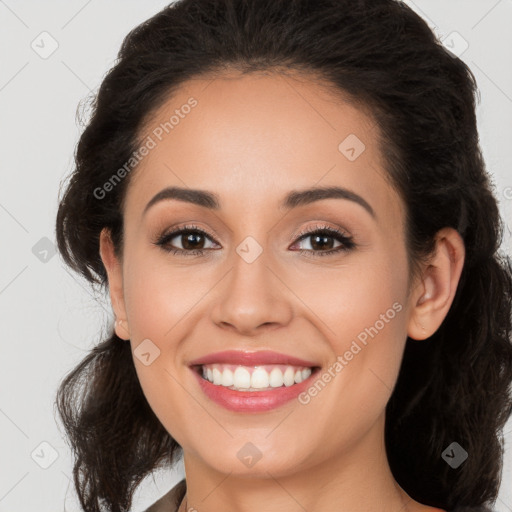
[210,247,294,336]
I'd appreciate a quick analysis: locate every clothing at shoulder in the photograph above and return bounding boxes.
[449,506,497,512]
[144,478,186,512]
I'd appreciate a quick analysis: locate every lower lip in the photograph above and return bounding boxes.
[191,367,319,412]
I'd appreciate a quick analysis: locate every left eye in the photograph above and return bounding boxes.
[293,231,344,251]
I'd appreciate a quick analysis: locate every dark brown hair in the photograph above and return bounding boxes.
[55,0,512,511]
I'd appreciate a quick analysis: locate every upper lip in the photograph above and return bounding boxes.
[188,350,319,368]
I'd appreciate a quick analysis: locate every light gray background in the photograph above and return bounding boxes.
[1,1,511,511]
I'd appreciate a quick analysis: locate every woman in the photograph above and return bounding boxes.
[55,0,512,511]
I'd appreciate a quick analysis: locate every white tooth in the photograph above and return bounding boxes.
[251,367,269,389]
[301,368,312,380]
[221,368,234,386]
[269,368,284,387]
[233,367,251,388]
[283,366,295,387]
[202,364,312,390]
[212,367,223,385]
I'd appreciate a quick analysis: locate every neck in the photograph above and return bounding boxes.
[179,414,417,512]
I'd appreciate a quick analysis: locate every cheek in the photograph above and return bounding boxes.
[120,248,225,435]
[121,256,195,441]
[300,243,409,402]
[122,248,209,341]
[329,246,409,407]
[288,242,408,349]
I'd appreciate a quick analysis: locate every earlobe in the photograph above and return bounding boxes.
[99,228,130,340]
[114,318,130,340]
[407,227,465,341]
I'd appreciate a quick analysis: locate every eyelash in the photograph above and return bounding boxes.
[153,223,356,258]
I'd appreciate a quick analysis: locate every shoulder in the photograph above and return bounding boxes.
[143,478,187,512]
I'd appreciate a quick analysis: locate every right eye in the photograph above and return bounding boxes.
[154,224,220,256]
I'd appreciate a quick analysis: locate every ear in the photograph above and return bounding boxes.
[99,227,130,340]
[407,227,465,340]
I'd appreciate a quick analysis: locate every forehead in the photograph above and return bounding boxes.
[124,70,399,222]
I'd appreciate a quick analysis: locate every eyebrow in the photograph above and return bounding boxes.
[142,185,375,219]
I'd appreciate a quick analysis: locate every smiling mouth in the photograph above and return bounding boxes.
[192,363,321,392]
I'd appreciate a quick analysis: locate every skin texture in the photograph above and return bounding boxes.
[99,71,465,512]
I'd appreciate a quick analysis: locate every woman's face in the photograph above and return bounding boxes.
[104,71,421,478]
